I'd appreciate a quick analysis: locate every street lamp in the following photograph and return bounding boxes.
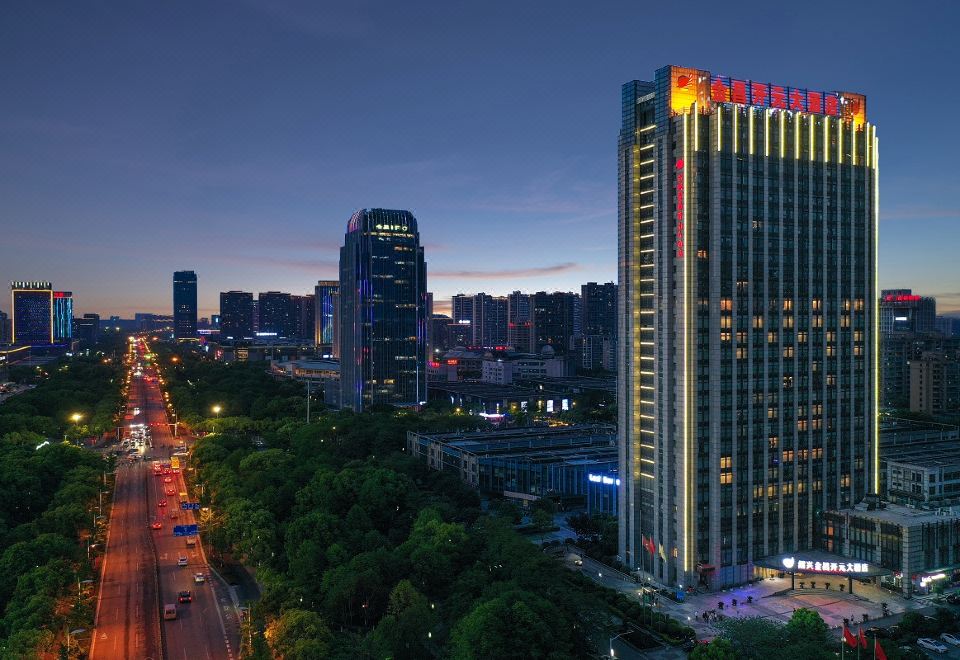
[212,405,222,417]
[609,631,629,658]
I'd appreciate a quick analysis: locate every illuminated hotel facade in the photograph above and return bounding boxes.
[11,281,54,346]
[618,66,878,589]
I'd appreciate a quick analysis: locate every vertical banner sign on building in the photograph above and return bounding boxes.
[675,159,685,258]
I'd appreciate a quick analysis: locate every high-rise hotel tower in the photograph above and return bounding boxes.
[618,66,878,589]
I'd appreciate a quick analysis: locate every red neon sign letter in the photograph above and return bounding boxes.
[675,159,685,258]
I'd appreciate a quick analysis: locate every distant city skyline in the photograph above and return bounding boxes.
[2,3,959,317]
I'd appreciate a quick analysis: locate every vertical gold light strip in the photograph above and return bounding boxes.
[866,122,872,168]
[794,113,800,159]
[682,111,691,576]
[717,105,722,152]
[749,108,754,155]
[809,114,815,161]
[764,109,770,157]
[694,101,699,151]
[852,123,857,166]
[872,127,880,493]
[779,110,785,157]
[733,106,740,153]
[824,117,829,163]
[838,118,843,164]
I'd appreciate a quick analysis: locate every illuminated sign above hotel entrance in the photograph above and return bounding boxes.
[782,556,870,574]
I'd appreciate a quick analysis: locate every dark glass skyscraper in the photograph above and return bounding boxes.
[11,281,53,346]
[532,291,578,354]
[619,66,878,589]
[219,291,254,341]
[173,271,198,341]
[339,209,427,411]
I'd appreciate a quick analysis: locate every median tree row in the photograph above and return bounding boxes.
[164,352,693,658]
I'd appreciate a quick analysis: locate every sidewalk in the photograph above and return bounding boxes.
[563,559,930,641]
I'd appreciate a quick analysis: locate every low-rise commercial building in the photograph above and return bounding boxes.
[428,381,572,416]
[886,449,960,509]
[821,499,960,597]
[406,424,616,510]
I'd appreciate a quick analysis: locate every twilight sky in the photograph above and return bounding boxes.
[1,1,958,319]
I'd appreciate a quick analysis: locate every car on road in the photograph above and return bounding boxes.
[165,487,176,496]
[941,633,960,646]
[163,476,172,483]
[185,536,196,547]
[163,603,177,620]
[193,573,205,584]
[177,555,188,567]
[168,511,178,519]
[178,590,192,603]
[150,520,162,530]
[158,500,167,507]
[918,638,948,654]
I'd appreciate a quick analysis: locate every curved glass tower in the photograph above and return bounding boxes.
[339,209,427,411]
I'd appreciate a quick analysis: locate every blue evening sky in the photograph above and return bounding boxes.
[1,1,957,318]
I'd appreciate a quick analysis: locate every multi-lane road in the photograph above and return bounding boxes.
[91,340,237,660]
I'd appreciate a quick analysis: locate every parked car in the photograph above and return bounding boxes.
[941,633,960,646]
[918,637,948,654]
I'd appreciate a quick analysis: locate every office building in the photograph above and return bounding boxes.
[582,282,618,337]
[0,310,9,344]
[74,313,100,347]
[619,66,878,589]
[532,291,578,354]
[451,293,508,347]
[11,281,53,346]
[292,294,315,342]
[52,291,73,343]
[172,271,198,341]
[314,280,339,356]
[880,290,936,334]
[339,208,427,411]
[886,448,960,509]
[407,425,617,506]
[910,352,960,416]
[258,291,295,339]
[507,291,534,352]
[428,314,451,356]
[219,291,254,341]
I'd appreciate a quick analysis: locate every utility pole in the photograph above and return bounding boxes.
[306,380,311,423]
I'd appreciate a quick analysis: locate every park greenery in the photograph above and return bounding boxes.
[0,345,121,656]
[156,348,693,658]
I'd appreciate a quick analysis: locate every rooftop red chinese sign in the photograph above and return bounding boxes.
[666,66,866,127]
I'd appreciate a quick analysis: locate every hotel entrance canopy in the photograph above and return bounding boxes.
[756,550,891,594]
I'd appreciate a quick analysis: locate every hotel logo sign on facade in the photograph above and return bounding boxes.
[668,66,866,127]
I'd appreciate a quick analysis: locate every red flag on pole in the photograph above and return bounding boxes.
[858,627,867,648]
[642,536,655,555]
[843,626,858,649]
[874,638,887,660]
